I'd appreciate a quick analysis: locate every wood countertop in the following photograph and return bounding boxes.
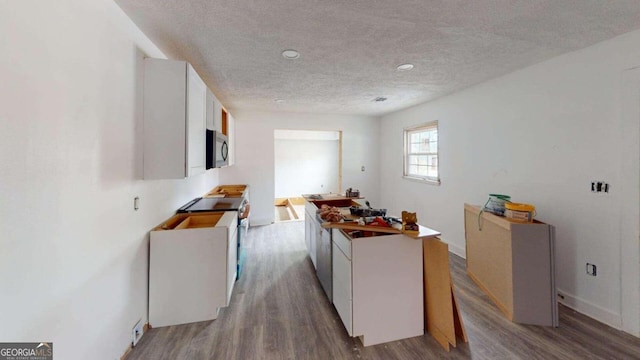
[405,225,442,239]
[302,193,364,201]
[465,203,546,230]
[321,221,441,239]
[307,193,441,239]
[204,184,248,198]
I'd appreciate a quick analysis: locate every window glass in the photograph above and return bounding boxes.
[404,121,439,184]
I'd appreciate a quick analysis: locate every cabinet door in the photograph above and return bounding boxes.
[305,213,312,254]
[317,229,333,301]
[227,224,238,305]
[143,59,187,179]
[212,211,238,307]
[186,64,206,177]
[333,241,353,336]
[309,220,317,268]
[206,88,214,133]
[227,112,235,166]
[213,97,223,133]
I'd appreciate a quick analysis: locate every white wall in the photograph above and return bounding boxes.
[274,137,340,198]
[219,111,379,225]
[0,1,221,358]
[379,30,640,331]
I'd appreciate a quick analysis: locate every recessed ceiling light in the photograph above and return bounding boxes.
[396,63,414,71]
[282,49,300,59]
[373,97,387,102]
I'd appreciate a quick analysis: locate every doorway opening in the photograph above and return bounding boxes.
[273,129,342,222]
[620,66,640,335]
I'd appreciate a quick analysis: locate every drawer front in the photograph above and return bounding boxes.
[332,229,351,259]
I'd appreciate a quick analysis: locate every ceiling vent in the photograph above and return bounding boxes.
[373,97,387,102]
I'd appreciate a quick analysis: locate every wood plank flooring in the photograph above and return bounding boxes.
[128,221,640,359]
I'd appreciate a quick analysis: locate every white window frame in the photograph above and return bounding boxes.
[403,121,440,185]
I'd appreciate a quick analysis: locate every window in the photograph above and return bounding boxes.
[404,121,439,184]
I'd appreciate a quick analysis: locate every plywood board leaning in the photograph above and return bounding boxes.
[452,284,468,342]
[464,204,514,319]
[423,237,455,351]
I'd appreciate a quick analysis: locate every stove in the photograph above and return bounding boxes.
[177,197,245,213]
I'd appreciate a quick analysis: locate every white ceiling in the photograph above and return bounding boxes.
[114,0,640,116]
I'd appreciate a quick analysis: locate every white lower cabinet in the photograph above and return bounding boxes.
[149,211,238,328]
[304,213,311,254]
[307,213,318,268]
[226,221,238,305]
[332,239,352,336]
[332,228,424,346]
[304,201,320,269]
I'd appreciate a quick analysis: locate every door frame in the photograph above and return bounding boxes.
[620,66,640,336]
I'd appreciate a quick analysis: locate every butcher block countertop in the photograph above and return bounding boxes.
[321,221,441,239]
[303,193,466,350]
[304,194,441,239]
[302,193,364,202]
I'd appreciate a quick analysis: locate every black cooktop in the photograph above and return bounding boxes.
[177,197,244,213]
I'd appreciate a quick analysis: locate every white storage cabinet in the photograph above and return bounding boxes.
[149,211,238,327]
[331,228,424,346]
[464,204,557,326]
[143,58,207,179]
[332,229,353,336]
[304,200,319,268]
[206,88,224,138]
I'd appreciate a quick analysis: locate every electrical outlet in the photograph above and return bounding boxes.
[586,263,597,276]
[591,181,610,193]
[361,166,365,172]
[132,319,143,347]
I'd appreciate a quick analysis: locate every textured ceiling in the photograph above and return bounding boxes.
[114,0,640,116]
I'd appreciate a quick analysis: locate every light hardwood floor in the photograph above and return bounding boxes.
[128,221,640,359]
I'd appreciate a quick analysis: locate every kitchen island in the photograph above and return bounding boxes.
[303,195,466,350]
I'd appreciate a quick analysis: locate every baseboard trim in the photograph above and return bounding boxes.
[120,323,150,360]
[557,290,621,329]
[447,241,466,259]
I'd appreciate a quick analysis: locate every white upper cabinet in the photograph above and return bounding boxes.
[206,88,224,134]
[143,58,206,179]
[227,112,235,166]
[213,95,223,133]
[205,88,215,134]
[186,65,207,176]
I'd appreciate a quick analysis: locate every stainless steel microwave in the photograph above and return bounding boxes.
[206,130,228,168]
